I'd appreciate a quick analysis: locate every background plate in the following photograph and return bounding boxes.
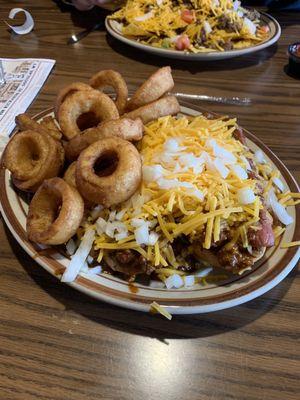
[0,104,299,315]
[106,12,281,61]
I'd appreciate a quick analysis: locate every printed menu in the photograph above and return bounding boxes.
[0,58,55,153]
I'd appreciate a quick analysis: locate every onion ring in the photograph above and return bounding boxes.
[58,90,119,140]
[76,137,142,207]
[63,162,77,189]
[126,67,174,112]
[54,82,93,119]
[63,161,94,209]
[27,177,84,245]
[3,130,64,192]
[40,116,62,138]
[64,117,143,161]
[89,70,128,114]
[15,113,62,141]
[125,96,180,125]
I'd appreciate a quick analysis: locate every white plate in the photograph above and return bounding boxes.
[0,104,299,315]
[106,12,281,61]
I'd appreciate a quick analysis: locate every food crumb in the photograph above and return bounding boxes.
[150,301,172,320]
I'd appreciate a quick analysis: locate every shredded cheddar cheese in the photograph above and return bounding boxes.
[281,241,300,249]
[150,301,172,320]
[82,113,299,284]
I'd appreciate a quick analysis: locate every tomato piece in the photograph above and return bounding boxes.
[181,9,194,24]
[260,25,270,34]
[175,35,191,51]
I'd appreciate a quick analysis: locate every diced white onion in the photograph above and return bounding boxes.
[158,152,175,164]
[237,187,256,204]
[178,153,194,166]
[115,209,126,220]
[131,218,146,227]
[194,267,213,277]
[165,274,184,289]
[273,177,285,192]
[134,224,150,245]
[108,210,116,221]
[206,139,236,165]
[133,219,158,245]
[95,217,107,235]
[131,218,155,229]
[157,178,179,189]
[61,229,95,283]
[206,155,229,178]
[87,255,93,264]
[158,178,203,198]
[178,153,204,173]
[105,221,128,239]
[189,188,204,201]
[243,17,257,35]
[184,275,195,287]
[178,181,194,189]
[104,222,115,238]
[254,149,266,164]
[135,11,154,22]
[269,193,293,225]
[212,158,230,179]
[143,165,166,182]
[148,232,159,245]
[215,146,236,165]
[90,205,103,220]
[87,265,102,275]
[156,0,163,5]
[115,232,128,241]
[193,164,203,174]
[150,280,165,288]
[206,138,216,149]
[66,238,76,256]
[198,151,211,165]
[231,164,248,180]
[132,218,156,228]
[164,138,185,153]
[203,21,212,35]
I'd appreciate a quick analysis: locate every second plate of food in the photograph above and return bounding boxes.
[106,1,281,61]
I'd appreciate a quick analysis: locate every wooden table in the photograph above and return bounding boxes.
[0,2,299,399]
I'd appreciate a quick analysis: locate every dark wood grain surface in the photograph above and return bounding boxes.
[0,1,299,399]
